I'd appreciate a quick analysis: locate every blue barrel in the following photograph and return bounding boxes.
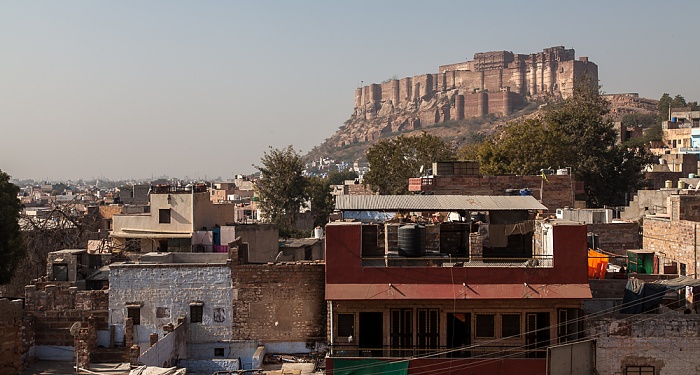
[519,188,532,196]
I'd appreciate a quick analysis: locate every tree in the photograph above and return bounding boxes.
[254,146,309,233]
[0,170,26,285]
[364,132,455,194]
[306,176,335,228]
[461,84,654,207]
[327,169,359,185]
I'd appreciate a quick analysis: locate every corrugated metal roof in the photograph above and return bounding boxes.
[335,195,547,211]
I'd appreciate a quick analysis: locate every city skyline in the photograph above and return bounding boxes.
[2,1,699,180]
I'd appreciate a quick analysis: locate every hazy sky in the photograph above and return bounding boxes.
[2,1,699,181]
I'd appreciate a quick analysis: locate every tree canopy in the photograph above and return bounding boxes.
[364,132,455,195]
[0,170,26,285]
[305,176,335,228]
[463,85,654,207]
[254,146,309,233]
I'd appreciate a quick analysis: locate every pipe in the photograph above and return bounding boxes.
[329,301,334,356]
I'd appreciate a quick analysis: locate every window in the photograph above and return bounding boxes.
[390,309,413,355]
[337,314,355,338]
[127,307,141,325]
[159,209,171,224]
[417,308,439,351]
[501,314,521,338]
[626,366,654,375]
[214,348,225,357]
[190,303,203,323]
[52,264,69,281]
[156,307,170,319]
[475,314,495,338]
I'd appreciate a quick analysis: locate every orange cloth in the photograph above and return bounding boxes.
[588,249,609,279]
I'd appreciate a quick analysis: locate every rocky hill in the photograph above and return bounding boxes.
[306,46,657,165]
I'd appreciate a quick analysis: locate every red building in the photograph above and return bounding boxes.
[325,195,591,375]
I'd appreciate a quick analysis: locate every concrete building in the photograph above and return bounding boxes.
[325,195,591,375]
[108,252,239,372]
[111,184,235,253]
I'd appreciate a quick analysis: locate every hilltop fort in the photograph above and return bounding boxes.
[333,46,597,148]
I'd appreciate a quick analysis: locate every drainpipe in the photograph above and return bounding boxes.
[329,302,334,356]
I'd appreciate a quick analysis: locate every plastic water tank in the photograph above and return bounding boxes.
[664,180,673,188]
[398,224,425,257]
[519,188,532,196]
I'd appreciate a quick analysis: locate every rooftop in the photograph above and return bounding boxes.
[335,195,547,211]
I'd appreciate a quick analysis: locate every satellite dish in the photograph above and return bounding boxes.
[70,321,82,336]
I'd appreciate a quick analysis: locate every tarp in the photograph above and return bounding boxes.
[619,276,700,314]
[587,249,608,279]
[331,359,409,375]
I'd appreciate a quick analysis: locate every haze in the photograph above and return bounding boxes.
[2,1,699,181]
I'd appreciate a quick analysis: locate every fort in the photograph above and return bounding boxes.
[337,46,597,147]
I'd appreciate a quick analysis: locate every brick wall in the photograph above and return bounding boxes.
[644,216,700,277]
[231,262,326,343]
[24,282,109,347]
[0,298,23,375]
[410,174,575,212]
[588,222,640,255]
[587,314,700,374]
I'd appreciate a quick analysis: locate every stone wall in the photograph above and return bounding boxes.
[109,263,233,356]
[0,298,23,375]
[587,314,700,374]
[231,262,326,345]
[25,282,109,350]
[587,222,640,255]
[643,215,700,277]
[409,174,576,212]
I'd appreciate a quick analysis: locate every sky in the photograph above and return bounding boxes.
[2,1,699,181]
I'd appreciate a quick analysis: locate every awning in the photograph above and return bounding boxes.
[326,283,591,300]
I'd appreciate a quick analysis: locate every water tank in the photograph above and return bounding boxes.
[314,226,324,239]
[398,224,425,257]
[505,189,519,196]
[556,168,568,175]
[678,181,687,189]
[519,188,532,196]
[665,180,673,188]
[672,117,678,122]
[690,173,697,179]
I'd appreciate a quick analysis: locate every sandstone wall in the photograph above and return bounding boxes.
[0,298,23,375]
[25,283,109,348]
[587,314,700,375]
[643,216,700,277]
[587,222,640,255]
[231,262,326,344]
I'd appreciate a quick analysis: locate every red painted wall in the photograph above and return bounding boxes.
[325,222,588,286]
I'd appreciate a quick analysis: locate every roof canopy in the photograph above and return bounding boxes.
[335,195,547,211]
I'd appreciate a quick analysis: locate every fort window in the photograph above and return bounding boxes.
[190,302,204,323]
[159,209,171,224]
[501,314,521,338]
[626,366,654,375]
[475,314,496,338]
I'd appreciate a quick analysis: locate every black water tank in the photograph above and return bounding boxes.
[398,224,426,257]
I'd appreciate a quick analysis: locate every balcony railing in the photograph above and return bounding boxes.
[361,254,553,268]
[679,147,700,154]
[329,344,546,359]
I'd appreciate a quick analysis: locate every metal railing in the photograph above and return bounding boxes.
[329,344,547,359]
[361,254,553,268]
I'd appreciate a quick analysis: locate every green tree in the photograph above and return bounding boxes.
[0,170,25,285]
[306,176,335,228]
[462,84,654,207]
[620,113,657,128]
[254,146,309,233]
[364,132,455,194]
[327,169,359,185]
